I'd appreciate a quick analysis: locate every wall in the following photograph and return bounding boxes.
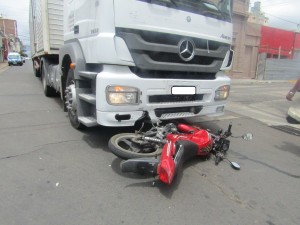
[231,2,300,80]
[294,33,300,50]
[0,37,3,61]
[257,53,300,80]
[260,26,295,59]
[1,37,8,60]
[230,0,261,79]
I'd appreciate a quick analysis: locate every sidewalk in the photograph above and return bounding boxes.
[231,78,296,85]
[230,78,300,124]
[0,61,8,71]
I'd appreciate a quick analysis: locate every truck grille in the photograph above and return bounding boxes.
[129,68,216,80]
[116,28,230,76]
[154,106,202,118]
[149,94,203,103]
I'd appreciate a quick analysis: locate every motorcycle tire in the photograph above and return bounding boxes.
[108,133,162,159]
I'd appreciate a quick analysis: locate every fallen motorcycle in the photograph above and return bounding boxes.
[108,122,252,185]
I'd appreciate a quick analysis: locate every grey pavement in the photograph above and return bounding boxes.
[229,78,300,127]
[0,63,299,225]
[0,61,7,66]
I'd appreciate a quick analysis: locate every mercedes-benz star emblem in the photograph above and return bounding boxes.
[178,39,195,62]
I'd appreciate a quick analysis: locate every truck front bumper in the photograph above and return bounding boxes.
[96,65,230,127]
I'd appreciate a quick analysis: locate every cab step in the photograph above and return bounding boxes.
[78,71,98,79]
[78,93,96,105]
[78,116,97,127]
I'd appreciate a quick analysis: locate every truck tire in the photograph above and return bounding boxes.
[65,70,85,129]
[33,60,41,77]
[34,68,40,77]
[41,62,56,97]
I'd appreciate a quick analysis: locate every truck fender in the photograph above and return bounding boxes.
[59,40,86,80]
[59,41,86,109]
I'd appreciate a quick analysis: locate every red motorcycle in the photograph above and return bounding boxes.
[109,122,251,185]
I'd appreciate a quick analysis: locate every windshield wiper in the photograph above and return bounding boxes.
[198,0,225,20]
[168,0,178,7]
[202,10,225,20]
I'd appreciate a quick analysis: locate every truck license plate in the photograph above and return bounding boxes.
[172,86,196,95]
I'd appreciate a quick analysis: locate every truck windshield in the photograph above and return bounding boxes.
[139,0,233,22]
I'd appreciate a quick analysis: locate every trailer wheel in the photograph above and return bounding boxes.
[41,62,57,97]
[33,60,40,77]
[65,70,85,129]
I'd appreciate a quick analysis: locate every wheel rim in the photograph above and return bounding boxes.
[65,80,77,117]
[115,134,160,155]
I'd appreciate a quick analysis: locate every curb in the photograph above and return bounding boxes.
[287,106,300,123]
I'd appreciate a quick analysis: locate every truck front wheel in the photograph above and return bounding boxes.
[65,70,84,129]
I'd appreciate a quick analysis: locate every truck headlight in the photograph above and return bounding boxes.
[106,86,139,105]
[215,85,230,101]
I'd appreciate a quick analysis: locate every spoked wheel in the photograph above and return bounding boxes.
[65,70,84,129]
[108,133,162,159]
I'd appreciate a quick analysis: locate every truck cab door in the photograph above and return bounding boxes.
[65,0,94,40]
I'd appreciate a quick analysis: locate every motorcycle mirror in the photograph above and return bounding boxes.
[231,162,240,170]
[242,133,253,141]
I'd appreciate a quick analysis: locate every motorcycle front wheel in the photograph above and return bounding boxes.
[108,133,162,159]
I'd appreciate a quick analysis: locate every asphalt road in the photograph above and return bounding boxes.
[228,80,300,128]
[0,63,299,225]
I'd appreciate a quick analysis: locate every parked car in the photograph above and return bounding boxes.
[8,52,23,66]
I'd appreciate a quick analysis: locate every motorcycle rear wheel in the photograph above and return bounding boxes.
[108,133,162,159]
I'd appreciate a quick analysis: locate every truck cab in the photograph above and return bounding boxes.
[30,0,233,128]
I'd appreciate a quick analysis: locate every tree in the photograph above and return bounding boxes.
[19,49,28,57]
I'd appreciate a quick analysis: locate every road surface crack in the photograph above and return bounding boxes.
[0,139,80,160]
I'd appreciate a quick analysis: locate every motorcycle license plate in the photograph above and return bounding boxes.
[172,86,196,95]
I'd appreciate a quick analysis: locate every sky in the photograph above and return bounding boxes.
[0,0,299,47]
[0,0,30,45]
[250,0,300,31]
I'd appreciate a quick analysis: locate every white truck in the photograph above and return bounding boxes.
[29,0,233,129]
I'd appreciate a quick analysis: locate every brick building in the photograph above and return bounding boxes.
[0,18,18,37]
[0,17,21,59]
